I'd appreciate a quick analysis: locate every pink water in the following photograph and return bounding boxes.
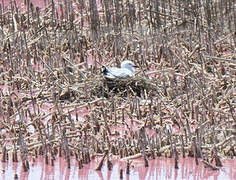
[1,157,236,180]
[1,0,236,180]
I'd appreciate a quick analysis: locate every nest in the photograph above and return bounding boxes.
[90,76,162,98]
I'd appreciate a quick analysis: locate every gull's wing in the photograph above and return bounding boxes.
[102,67,134,79]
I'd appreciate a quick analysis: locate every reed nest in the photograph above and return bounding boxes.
[90,76,162,98]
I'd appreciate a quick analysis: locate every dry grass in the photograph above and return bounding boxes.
[0,0,235,172]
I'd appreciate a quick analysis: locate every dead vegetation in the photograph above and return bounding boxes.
[0,0,235,173]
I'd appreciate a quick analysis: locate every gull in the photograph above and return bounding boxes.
[102,60,136,79]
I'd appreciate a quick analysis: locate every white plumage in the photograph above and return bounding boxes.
[102,60,136,79]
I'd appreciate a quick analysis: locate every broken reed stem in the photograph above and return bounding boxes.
[193,137,199,165]
[180,135,185,158]
[126,160,130,174]
[121,153,142,161]
[107,156,113,171]
[143,153,149,167]
[1,146,7,162]
[202,160,219,171]
[101,108,111,135]
[95,150,108,171]
[174,137,178,169]
[120,168,123,179]
[0,0,235,174]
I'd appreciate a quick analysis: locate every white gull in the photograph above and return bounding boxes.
[102,60,136,79]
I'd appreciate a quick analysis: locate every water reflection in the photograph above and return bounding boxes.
[2,157,235,180]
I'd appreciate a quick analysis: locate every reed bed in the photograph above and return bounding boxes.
[0,0,235,174]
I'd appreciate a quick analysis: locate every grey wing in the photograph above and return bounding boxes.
[103,67,132,79]
[108,68,133,78]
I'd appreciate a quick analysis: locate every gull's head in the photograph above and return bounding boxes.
[120,60,136,73]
